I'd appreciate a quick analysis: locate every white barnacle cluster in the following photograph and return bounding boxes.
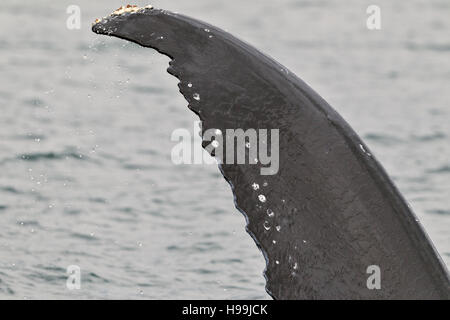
[112,4,151,15]
[93,5,153,25]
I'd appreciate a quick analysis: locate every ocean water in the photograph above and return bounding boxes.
[0,0,449,299]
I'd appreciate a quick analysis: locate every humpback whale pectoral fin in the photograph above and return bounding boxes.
[92,6,450,299]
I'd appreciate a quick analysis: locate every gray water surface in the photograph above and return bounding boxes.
[0,0,449,299]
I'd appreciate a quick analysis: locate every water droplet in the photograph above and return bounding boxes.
[212,140,219,148]
[302,240,307,244]
[245,142,251,148]
[275,260,280,265]
[204,28,210,32]
[266,209,274,217]
[252,183,259,190]
[280,68,289,75]
[187,83,192,88]
[359,144,372,156]
[214,129,222,135]
[272,240,277,244]
[193,93,200,101]
[293,262,298,270]
[263,181,268,187]
[275,225,281,232]
[258,195,266,203]
[263,221,271,230]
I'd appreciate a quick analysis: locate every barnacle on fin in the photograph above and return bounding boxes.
[92,4,153,25]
